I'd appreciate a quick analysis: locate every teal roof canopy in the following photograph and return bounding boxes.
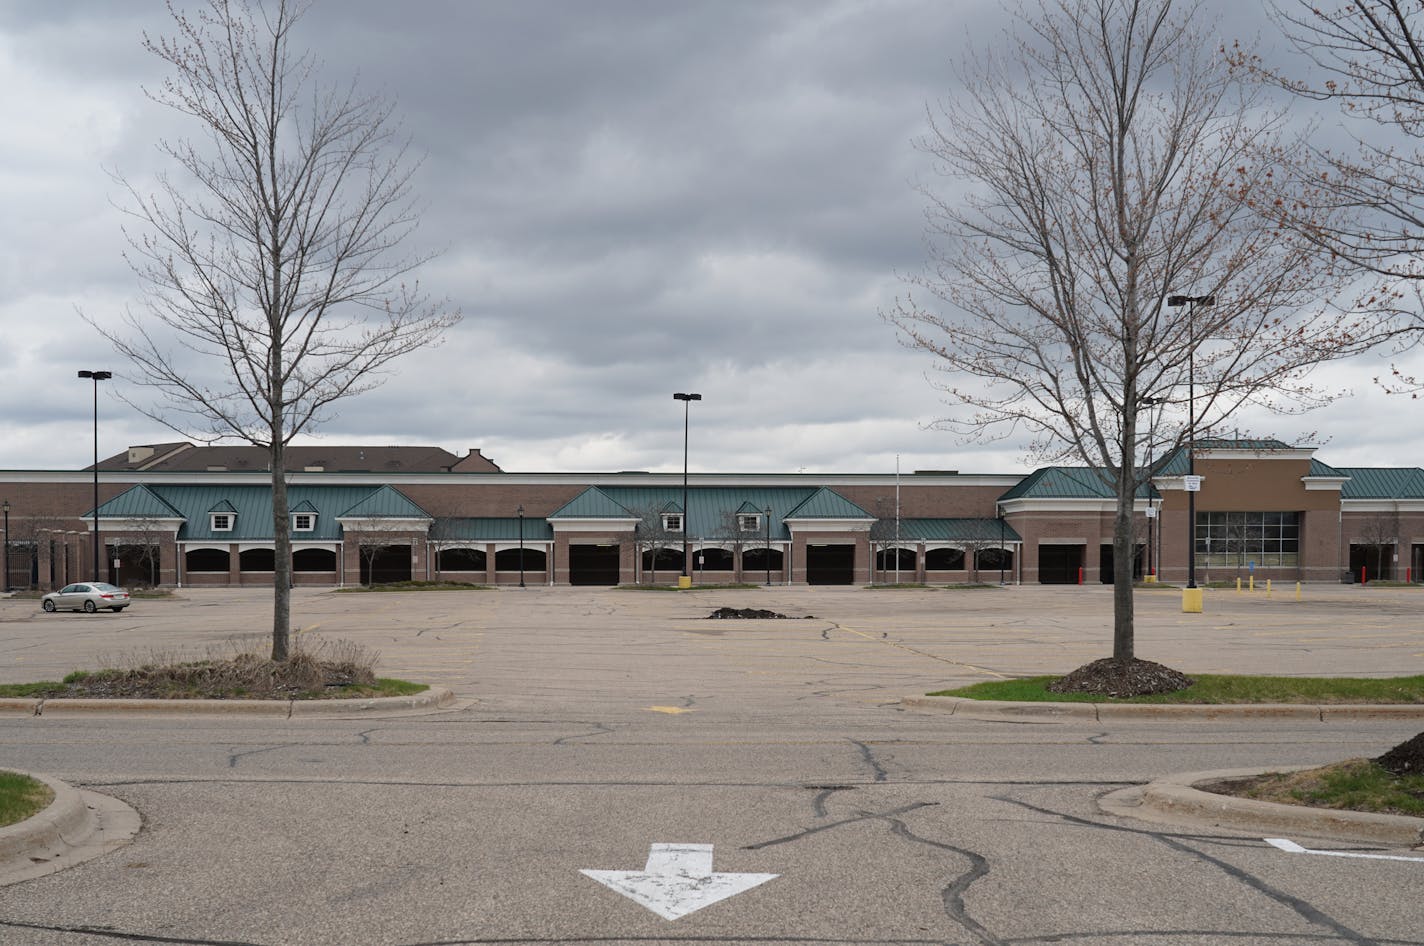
[784,488,873,520]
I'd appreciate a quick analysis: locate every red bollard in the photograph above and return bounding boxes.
[1361,566,1367,585]
[1078,566,1083,585]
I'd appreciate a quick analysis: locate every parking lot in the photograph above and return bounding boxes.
[1,583,1422,945]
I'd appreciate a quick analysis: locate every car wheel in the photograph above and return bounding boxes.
[42,600,56,612]
[83,600,97,613]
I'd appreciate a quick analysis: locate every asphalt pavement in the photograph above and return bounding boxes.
[0,583,1421,945]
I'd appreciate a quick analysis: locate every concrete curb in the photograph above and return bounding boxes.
[901,695,1424,721]
[0,770,141,886]
[0,772,92,862]
[0,686,455,718]
[1102,767,1424,847]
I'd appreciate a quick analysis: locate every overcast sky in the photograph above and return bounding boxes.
[2,0,1420,476]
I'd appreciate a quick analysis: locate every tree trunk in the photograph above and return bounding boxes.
[271,439,292,662]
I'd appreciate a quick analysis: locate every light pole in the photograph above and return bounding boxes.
[2,500,9,593]
[998,506,1006,585]
[1166,294,1213,592]
[673,392,701,586]
[1142,395,1165,580]
[77,370,112,581]
[763,507,774,586]
[517,505,525,588]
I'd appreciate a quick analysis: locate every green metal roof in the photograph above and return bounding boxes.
[548,487,637,520]
[783,487,873,520]
[591,487,821,539]
[432,518,554,541]
[1154,439,1300,476]
[998,467,1156,501]
[1337,468,1424,499]
[102,485,388,541]
[1308,458,1348,478]
[290,499,319,513]
[88,485,184,520]
[339,486,430,519]
[899,518,1022,542]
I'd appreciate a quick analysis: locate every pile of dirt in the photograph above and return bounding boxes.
[707,607,813,620]
[1375,731,1424,776]
[1046,657,1193,698]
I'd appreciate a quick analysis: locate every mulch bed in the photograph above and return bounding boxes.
[1377,732,1424,777]
[24,653,377,700]
[1047,657,1193,698]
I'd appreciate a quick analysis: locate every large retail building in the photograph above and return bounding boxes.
[0,439,1420,589]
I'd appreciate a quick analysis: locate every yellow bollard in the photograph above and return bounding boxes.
[1296,581,1302,601]
[1182,587,1204,613]
[1267,579,1272,597]
[1249,575,1255,592]
[678,576,692,589]
[1236,577,1242,593]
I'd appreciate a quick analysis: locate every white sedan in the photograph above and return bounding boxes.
[41,582,131,613]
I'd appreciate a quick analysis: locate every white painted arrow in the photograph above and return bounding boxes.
[580,843,778,920]
[1266,838,1424,863]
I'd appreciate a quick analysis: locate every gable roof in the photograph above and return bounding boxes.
[547,487,637,520]
[339,486,430,519]
[208,499,238,513]
[998,467,1156,501]
[89,485,185,520]
[783,487,873,520]
[735,501,766,515]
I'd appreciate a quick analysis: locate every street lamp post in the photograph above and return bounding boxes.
[998,506,1006,585]
[77,370,112,581]
[2,500,9,593]
[1142,395,1165,580]
[517,505,525,588]
[763,501,774,584]
[673,393,701,586]
[1166,295,1214,593]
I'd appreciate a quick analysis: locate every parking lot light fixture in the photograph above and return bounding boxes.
[2,500,9,593]
[673,393,701,583]
[77,370,112,581]
[1166,294,1214,594]
[517,505,525,588]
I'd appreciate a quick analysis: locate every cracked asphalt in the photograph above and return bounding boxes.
[1,584,1423,945]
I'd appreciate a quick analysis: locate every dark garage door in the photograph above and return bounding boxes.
[361,544,412,585]
[806,544,855,585]
[1038,544,1083,584]
[570,543,621,586]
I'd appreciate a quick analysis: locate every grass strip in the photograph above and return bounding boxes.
[931,673,1424,704]
[1208,760,1424,817]
[0,771,53,828]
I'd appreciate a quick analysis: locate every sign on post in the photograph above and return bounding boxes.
[1183,475,1202,492]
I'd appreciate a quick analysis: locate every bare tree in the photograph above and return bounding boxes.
[629,505,679,585]
[1254,2,1424,388]
[114,516,171,588]
[867,498,909,585]
[886,0,1365,688]
[95,0,458,659]
[1356,511,1400,581]
[712,510,756,583]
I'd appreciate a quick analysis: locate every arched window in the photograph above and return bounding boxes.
[239,548,276,572]
[439,547,487,571]
[495,547,547,571]
[925,547,965,570]
[976,547,1013,570]
[875,548,917,570]
[741,547,784,571]
[186,548,230,572]
[697,547,734,571]
[642,547,684,572]
[292,548,336,572]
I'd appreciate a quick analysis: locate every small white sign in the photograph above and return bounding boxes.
[581,843,778,920]
[1144,507,1157,519]
[1183,475,1202,492]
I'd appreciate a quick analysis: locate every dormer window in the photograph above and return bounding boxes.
[662,513,683,533]
[738,514,761,532]
[293,513,316,532]
[211,513,234,532]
